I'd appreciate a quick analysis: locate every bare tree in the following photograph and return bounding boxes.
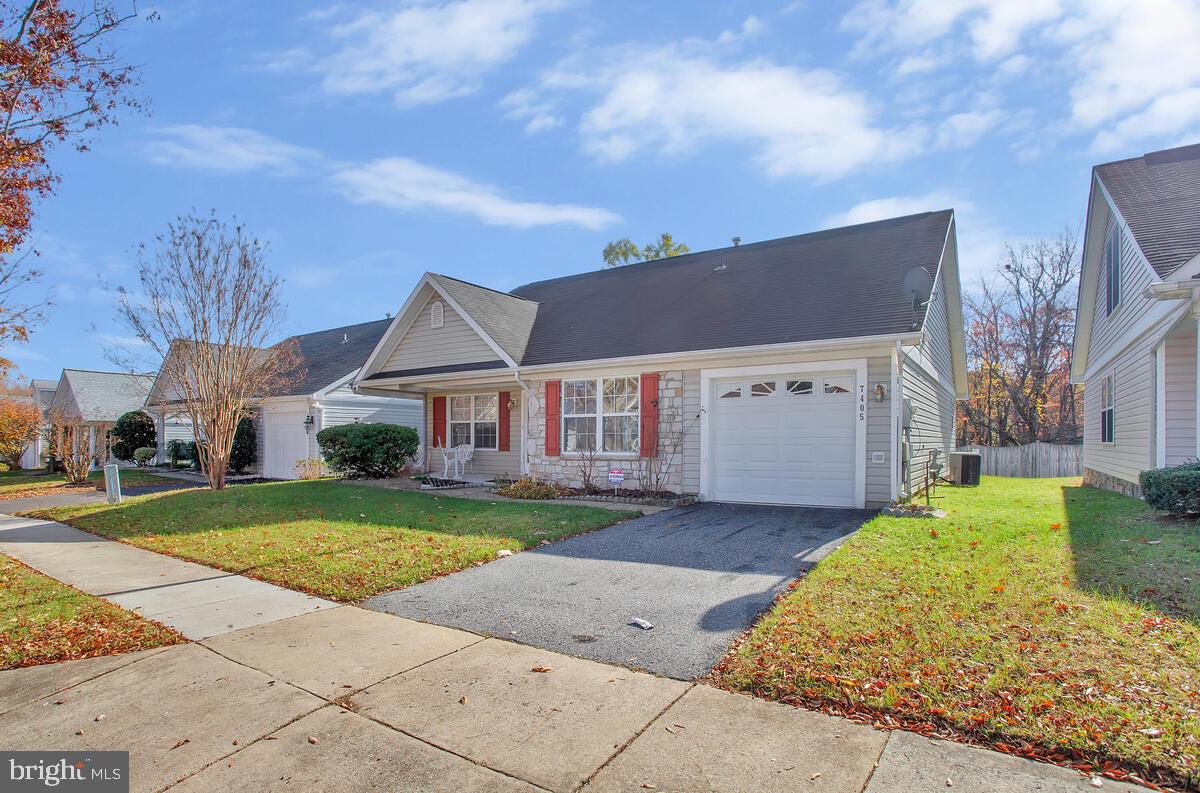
[631,404,700,495]
[961,231,1081,446]
[113,212,300,489]
[48,410,90,483]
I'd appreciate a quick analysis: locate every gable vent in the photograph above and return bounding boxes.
[431,300,445,329]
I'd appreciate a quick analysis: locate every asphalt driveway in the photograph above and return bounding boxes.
[364,503,873,679]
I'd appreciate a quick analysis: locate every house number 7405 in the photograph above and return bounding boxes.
[858,384,866,421]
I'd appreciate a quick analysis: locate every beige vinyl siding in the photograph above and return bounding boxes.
[1083,343,1155,484]
[381,287,499,372]
[318,391,424,460]
[423,389,521,480]
[900,269,958,496]
[902,355,955,494]
[1163,333,1197,465]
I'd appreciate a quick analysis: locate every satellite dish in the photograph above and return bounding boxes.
[902,266,934,310]
[901,266,934,330]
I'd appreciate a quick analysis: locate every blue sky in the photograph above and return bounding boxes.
[12,0,1200,381]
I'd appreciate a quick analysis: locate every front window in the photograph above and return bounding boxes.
[562,376,640,453]
[1101,374,1115,443]
[449,394,498,449]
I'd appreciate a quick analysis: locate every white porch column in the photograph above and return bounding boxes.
[1195,315,1200,460]
[1155,341,1167,468]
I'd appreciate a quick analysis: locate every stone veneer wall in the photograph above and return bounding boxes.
[1083,466,1142,499]
[525,370,694,494]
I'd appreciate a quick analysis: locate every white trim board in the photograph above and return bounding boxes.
[698,358,868,509]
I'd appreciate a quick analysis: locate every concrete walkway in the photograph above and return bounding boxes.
[0,514,331,639]
[0,513,1154,792]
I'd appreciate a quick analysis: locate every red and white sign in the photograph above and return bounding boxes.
[607,468,625,485]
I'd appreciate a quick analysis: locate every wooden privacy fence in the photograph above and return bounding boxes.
[959,442,1083,478]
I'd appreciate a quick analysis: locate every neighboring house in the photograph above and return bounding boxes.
[145,319,422,479]
[1071,142,1200,496]
[16,378,58,469]
[355,211,968,508]
[45,369,155,467]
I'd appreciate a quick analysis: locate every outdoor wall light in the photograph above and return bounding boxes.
[303,414,315,432]
[874,383,888,402]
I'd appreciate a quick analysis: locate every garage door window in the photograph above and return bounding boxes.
[823,376,852,394]
[719,385,743,399]
[562,377,640,453]
[450,394,498,449]
[750,381,776,397]
[786,379,813,396]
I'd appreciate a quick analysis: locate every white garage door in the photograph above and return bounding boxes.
[263,407,311,480]
[709,372,857,507]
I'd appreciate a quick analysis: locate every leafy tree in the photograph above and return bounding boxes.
[959,231,1081,446]
[0,396,40,467]
[229,416,256,473]
[0,1,143,372]
[602,233,689,267]
[109,410,154,461]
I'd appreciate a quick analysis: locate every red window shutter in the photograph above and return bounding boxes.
[432,396,446,447]
[544,380,561,457]
[498,391,511,452]
[640,372,659,457]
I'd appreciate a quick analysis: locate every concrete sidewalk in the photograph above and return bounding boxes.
[0,606,1150,793]
[0,514,331,639]
[0,513,1155,792]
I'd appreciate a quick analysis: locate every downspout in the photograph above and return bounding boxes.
[890,340,900,503]
[896,339,911,500]
[514,371,533,476]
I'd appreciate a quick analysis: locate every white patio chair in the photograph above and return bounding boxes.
[441,444,474,479]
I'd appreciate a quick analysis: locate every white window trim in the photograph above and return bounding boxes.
[698,359,868,509]
[449,393,499,450]
[1100,371,1116,445]
[560,375,641,457]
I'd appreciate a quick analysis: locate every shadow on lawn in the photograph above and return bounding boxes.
[1062,483,1200,624]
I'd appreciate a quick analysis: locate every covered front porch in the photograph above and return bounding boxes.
[1152,290,1200,468]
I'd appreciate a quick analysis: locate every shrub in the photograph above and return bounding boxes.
[229,417,256,473]
[1140,461,1200,515]
[294,456,324,480]
[133,446,157,467]
[165,439,186,468]
[496,477,562,500]
[0,399,42,468]
[315,423,419,479]
[110,411,156,462]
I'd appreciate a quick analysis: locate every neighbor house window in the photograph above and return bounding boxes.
[562,376,639,453]
[1105,220,1121,315]
[1101,374,1115,443]
[449,394,497,449]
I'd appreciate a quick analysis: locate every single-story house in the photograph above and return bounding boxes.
[146,318,422,479]
[16,378,58,469]
[45,369,155,467]
[354,210,968,508]
[1071,142,1200,496]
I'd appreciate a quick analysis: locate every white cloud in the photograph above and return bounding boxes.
[526,36,922,180]
[824,192,1010,284]
[843,0,1200,156]
[95,333,150,350]
[332,157,619,229]
[715,15,765,45]
[145,125,322,174]
[278,0,565,107]
[935,109,1003,149]
[499,87,563,134]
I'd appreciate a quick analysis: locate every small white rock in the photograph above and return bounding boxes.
[630,617,654,630]
[496,549,513,558]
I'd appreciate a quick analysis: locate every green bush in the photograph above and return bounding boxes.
[133,447,157,466]
[110,411,156,462]
[1140,461,1200,514]
[315,423,419,479]
[229,417,256,473]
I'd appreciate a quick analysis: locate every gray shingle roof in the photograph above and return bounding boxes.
[429,273,538,363]
[507,210,953,366]
[56,370,155,422]
[1096,142,1200,278]
[31,379,57,412]
[276,317,394,397]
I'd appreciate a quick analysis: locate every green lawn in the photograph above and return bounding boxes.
[38,480,630,602]
[717,477,1200,790]
[0,469,187,500]
[1,552,184,669]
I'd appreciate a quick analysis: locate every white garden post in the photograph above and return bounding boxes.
[104,464,122,505]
